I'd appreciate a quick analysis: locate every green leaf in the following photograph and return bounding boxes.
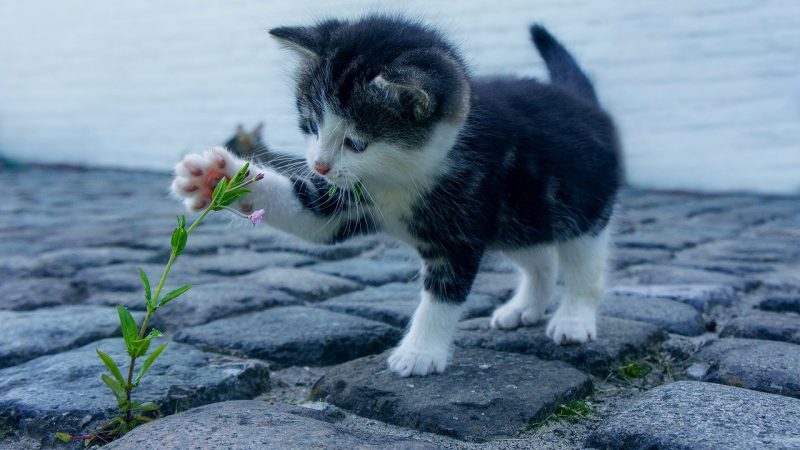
[55,432,72,443]
[219,189,251,208]
[171,227,188,256]
[117,305,138,356]
[131,337,151,358]
[138,268,151,302]
[327,185,337,199]
[157,284,191,307]
[177,215,186,229]
[134,343,167,385]
[230,162,250,187]
[211,176,228,202]
[101,374,127,403]
[136,401,159,412]
[354,181,363,204]
[96,349,125,386]
[131,328,163,357]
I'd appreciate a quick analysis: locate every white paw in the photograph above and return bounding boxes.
[387,345,448,377]
[490,303,543,330]
[171,147,243,212]
[546,310,597,345]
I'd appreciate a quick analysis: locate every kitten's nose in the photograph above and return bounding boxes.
[314,163,330,175]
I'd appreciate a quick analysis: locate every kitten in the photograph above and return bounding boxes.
[225,123,266,162]
[172,15,621,377]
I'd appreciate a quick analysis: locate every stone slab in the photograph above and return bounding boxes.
[0,338,270,444]
[614,265,751,291]
[600,295,705,336]
[73,263,211,294]
[587,381,800,450]
[250,234,380,260]
[174,306,401,368]
[455,316,667,376]
[310,348,592,442]
[0,305,124,368]
[181,250,316,276]
[759,296,800,314]
[36,247,157,277]
[691,338,800,398]
[149,282,299,330]
[0,277,85,311]
[311,259,419,285]
[611,284,737,311]
[318,282,501,328]
[720,311,800,344]
[241,267,362,301]
[106,400,439,450]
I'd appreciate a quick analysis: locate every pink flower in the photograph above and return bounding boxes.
[248,209,265,225]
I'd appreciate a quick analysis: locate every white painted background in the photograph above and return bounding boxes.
[0,0,798,193]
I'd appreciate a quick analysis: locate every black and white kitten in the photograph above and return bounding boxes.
[171,15,621,377]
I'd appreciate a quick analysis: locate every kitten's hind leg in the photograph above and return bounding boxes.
[491,245,557,330]
[547,227,610,344]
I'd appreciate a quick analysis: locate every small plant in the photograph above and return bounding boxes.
[617,359,652,382]
[553,399,594,423]
[56,163,263,445]
[532,398,594,433]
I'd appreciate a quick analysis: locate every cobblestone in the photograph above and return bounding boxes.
[0,338,269,446]
[2,167,800,448]
[0,305,127,368]
[588,381,800,450]
[455,316,667,376]
[690,338,800,398]
[174,306,402,368]
[106,401,439,450]
[720,311,800,344]
[311,349,592,442]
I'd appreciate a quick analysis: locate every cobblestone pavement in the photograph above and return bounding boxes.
[1,167,799,449]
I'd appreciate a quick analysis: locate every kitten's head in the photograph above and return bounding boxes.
[225,123,264,160]
[270,15,470,190]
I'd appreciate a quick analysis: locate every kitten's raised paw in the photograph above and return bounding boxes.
[546,311,596,345]
[387,345,448,377]
[490,304,543,330]
[171,147,241,211]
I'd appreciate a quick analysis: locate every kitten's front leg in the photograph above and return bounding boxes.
[388,255,481,377]
[171,147,359,243]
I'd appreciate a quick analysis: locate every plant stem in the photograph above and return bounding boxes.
[122,206,213,420]
[119,175,253,422]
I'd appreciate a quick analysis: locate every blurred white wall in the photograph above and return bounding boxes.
[0,0,798,193]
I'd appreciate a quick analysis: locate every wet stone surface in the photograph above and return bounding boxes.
[455,316,667,376]
[106,400,440,450]
[174,306,402,368]
[311,348,592,442]
[689,338,800,398]
[0,338,270,446]
[0,277,85,311]
[599,294,705,336]
[0,305,125,369]
[719,311,800,344]
[318,282,502,328]
[588,381,800,450]
[2,167,800,448]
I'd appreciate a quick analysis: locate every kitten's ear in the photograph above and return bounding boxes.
[251,122,264,141]
[269,26,321,59]
[371,73,436,122]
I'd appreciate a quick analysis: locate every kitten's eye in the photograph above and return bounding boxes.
[343,137,367,153]
[305,119,318,136]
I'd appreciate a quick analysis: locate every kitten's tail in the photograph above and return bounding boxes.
[530,24,598,105]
